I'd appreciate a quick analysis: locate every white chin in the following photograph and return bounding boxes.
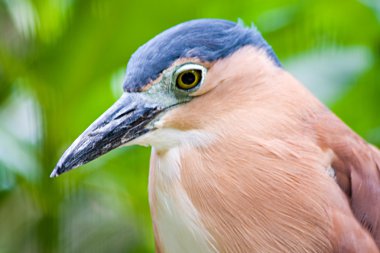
[128,128,214,151]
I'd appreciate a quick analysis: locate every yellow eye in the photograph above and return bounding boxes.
[176,69,202,90]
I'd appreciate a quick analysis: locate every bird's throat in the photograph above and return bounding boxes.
[148,147,218,253]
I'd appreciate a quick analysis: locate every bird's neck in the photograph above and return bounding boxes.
[148,145,218,253]
[147,47,334,252]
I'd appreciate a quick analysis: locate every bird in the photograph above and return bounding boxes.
[51,19,380,253]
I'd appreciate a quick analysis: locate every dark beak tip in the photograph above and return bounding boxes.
[50,166,62,178]
[50,161,69,178]
[50,169,59,178]
[50,157,83,178]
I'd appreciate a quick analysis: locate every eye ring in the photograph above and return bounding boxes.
[176,69,202,90]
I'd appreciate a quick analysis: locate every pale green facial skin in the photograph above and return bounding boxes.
[50,63,208,177]
[141,62,208,111]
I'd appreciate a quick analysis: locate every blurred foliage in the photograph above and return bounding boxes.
[0,0,379,252]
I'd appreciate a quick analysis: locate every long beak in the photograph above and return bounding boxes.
[50,93,162,177]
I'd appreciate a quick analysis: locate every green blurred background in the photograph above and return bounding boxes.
[0,0,379,252]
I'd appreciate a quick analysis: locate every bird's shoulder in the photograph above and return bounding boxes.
[312,109,380,248]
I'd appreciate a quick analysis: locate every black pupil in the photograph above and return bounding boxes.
[181,72,196,85]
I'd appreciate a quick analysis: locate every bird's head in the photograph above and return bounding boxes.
[51,19,280,177]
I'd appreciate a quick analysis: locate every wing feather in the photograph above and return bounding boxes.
[314,111,380,248]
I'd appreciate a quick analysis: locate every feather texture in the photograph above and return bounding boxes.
[148,46,380,252]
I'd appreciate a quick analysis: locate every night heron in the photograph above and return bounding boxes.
[51,19,380,252]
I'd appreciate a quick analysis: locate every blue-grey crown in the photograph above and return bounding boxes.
[123,19,280,92]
